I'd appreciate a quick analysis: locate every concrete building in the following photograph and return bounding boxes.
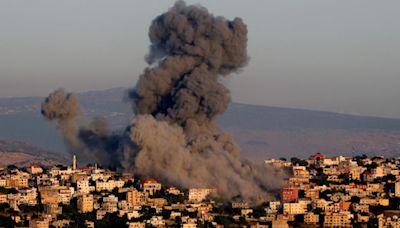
[27,165,43,175]
[76,180,90,194]
[29,219,49,228]
[142,179,162,196]
[304,212,319,224]
[283,203,307,215]
[188,188,217,203]
[280,187,298,203]
[77,194,94,213]
[126,189,148,206]
[395,182,400,197]
[323,212,352,227]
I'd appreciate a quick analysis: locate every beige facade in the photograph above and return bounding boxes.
[126,189,148,206]
[188,188,216,203]
[323,212,352,227]
[77,194,94,213]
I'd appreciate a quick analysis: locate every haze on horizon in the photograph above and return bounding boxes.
[0,0,399,118]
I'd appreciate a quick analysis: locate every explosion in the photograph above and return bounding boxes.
[42,1,285,202]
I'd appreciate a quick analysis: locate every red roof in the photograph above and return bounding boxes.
[310,152,326,159]
[141,178,157,185]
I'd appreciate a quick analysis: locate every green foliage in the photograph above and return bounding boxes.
[7,165,18,170]
[95,213,128,228]
[315,173,329,186]
[365,162,378,171]
[123,180,134,188]
[0,215,15,228]
[290,157,308,166]
[19,204,40,213]
[215,216,234,226]
[0,203,10,212]
[0,187,18,194]
[166,194,187,204]
[351,196,360,203]
[312,208,323,214]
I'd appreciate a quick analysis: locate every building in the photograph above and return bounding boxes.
[29,219,49,228]
[76,180,90,194]
[304,213,319,224]
[44,203,62,218]
[142,179,162,196]
[77,194,94,213]
[323,212,352,227]
[102,195,118,213]
[395,182,400,197]
[280,187,298,203]
[188,188,217,203]
[19,188,38,205]
[283,203,307,215]
[96,180,125,192]
[271,219,289,228]
[27,165,43,174]
[126,189,148,206]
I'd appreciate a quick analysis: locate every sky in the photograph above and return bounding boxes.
[0,0,399,118]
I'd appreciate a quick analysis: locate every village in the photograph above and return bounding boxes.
[1,153,400,227]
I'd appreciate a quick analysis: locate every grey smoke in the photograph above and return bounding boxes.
[42,1,285,202]
[41,89,122,168]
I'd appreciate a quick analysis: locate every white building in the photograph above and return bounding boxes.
[188,188,216,203]
[27,165,43,175]
[283,203,307,215]
[96,180,124,192]
[102,195,118,213]
[19,188,38,205]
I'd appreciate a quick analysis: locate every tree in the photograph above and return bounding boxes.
[290,157,308,166]
[0,215,14,227]
[351,196,360,203]
[0,187,17,194]
[7,165,18,170]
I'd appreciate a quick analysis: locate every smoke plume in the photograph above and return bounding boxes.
[42,1,285,202]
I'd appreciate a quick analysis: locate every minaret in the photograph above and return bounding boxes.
[72,154,77,170]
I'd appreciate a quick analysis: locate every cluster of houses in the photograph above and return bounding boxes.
[2,152,400,227]
[0,155,220,227]
[264,153,400,227]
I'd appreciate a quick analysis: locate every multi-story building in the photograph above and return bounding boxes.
[323,212,352,227]
[27,165,43,175]
[96,180,124,192]
[102,195,118,213]
[77,194,94,213]
[304,212,319,224]
[76,180,90,194]
[126,189,148,206]
[283,203,307,215]
[188,188,217,203]
[280,187,298,203]
[142,179,162,196]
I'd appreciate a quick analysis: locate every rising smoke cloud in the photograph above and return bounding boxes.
[42,1,285,202]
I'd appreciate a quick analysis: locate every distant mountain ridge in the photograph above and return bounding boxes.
[0,140,67,166]
[1,87,400,161]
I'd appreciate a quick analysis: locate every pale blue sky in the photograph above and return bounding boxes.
[0,1,399,118]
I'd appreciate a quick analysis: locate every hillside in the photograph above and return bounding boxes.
[0,140,68,167]
[1,87,400,160]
